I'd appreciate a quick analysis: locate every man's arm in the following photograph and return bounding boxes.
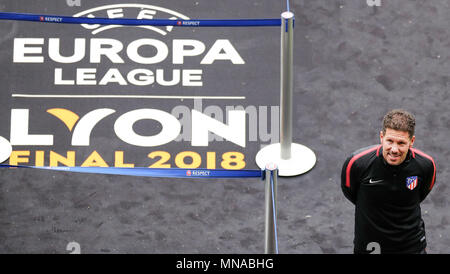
[412,149,437,202]
[341,156,358,204]
[341,145,380,205]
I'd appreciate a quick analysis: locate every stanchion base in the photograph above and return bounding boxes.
[256,143,316,176]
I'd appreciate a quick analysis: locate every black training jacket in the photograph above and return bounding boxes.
[341,145,436,254]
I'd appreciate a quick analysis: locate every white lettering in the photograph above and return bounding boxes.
[10,109,53,145]
[173,39,206,64]
[66,0,81,7]
[90,38,124,63]
[191,109,246,147]
[107,8,124,19]
[54,68,201,86]
[127,39,168,64]
[155,69,180,86]
[114,109,181,147]
[13,38,44,63]
[54,68,75,85]
[13,38,244,65]
[127,69,154,86]
[0,136,12,164]
[49,38,85,63]
[44,17,63,22]
[71,109,116,146]
[367,0,382,7]
[201,39,245,64]
[9,104,277,147]
[76,68,97,85]
[182,69,203,86]
[80,14,100,30]
[137,9,156,19]
[98,68,128,85]
[220,259,273,269]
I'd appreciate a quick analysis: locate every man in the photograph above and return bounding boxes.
[341,109,437,254]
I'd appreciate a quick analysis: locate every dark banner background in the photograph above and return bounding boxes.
[0,0,449,254]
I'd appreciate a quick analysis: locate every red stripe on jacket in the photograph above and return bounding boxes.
[345,145,381,188]
[410,148,436,190]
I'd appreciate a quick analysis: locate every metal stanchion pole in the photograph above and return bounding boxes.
[265,164,278,254]
[280,11,294,160]
[255,11,316,176]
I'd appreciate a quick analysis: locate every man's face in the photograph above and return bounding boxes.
[380,128,415,166]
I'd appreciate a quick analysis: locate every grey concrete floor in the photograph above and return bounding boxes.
[0,0,449,253]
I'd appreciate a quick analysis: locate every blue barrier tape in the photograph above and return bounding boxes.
[0,12,281,27]
[0,164,264,179]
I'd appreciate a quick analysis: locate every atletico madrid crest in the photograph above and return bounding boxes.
[406,176,418,190]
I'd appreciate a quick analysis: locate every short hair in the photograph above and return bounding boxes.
[382,109,416,139]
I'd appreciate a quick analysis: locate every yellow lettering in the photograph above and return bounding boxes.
[50,151,75,167]
[9,151,30,165]
[148,151,171,168]
[206,152,216,169]
[35,151,45,167]
[114,151,134,167]
[175,151,201,169]
[81,151,108,167]
[221,151,245,169]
